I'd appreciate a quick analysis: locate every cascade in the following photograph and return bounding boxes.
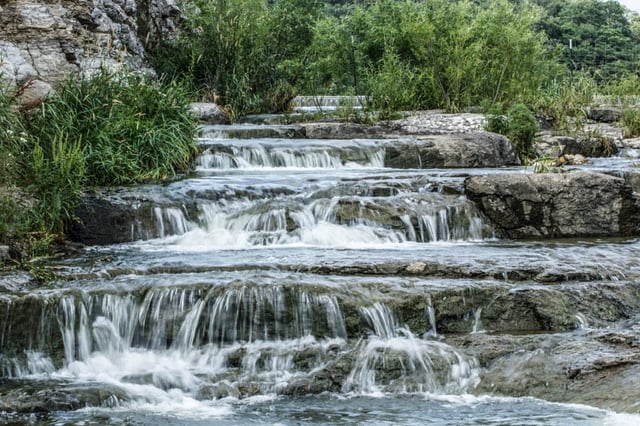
[471,307,484,334]
[345,303,477,394]
[2,114,640,424]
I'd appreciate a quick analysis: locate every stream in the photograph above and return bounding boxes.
[1,109,640,425]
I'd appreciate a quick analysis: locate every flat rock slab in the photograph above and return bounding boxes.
[391,111,485,135]
[383,132,520,168]
[465,171,640,238]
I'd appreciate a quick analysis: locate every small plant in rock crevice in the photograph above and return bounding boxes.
[485,103,539,161]
[621,108,640,138]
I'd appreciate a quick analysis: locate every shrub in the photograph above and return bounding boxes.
[621,108,640,138]
[25,71,198,186]
[152,0,321,116]
[486,103,539,160]
[484,103,510,136]
[152,0,553,115]
[367,51,423,114]
[2,71,199,260]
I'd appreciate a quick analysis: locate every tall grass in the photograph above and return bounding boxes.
[0,85,30,185]
[30,134,86,233]
[25,71,198,185]
[1,70,198,262]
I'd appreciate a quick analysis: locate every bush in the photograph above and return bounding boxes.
[2,71,199,260]
[621,108,640,138]
[486,103,539,160]
[25,71,198,186]
[367,51,423,114]
[152,0,321,116]
[152,0,553,115]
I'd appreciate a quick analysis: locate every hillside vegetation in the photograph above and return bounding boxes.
[153,0,640,116]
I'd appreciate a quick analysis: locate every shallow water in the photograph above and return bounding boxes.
[13,394,637,425]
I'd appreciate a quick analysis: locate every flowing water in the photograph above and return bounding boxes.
[1,113,640,425]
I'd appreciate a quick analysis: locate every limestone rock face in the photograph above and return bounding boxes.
[383,132,521,168]
[0,0,182,87]
[190,102,230,124]
[464,171,640,238]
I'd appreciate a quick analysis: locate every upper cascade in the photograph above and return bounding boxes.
[196,140,386,170]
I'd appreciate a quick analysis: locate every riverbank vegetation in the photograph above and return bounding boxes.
[0,72,197,263]
[150,0,640,156]
[2,0,640,265]
[153,0,639,115]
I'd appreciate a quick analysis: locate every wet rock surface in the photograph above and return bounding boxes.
[383,133,520,168]
[66,194,155,245]
[0,380,128,413]
[465,170,640,239]
[449,325,640,413]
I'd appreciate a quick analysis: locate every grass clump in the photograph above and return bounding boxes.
[1,70,198,265]
[485,103,539,161]
[25,72,198,186]
[621,108,640,138]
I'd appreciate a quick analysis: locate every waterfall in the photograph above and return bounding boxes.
[471,308,484,334]
[196,143,385,170]
[426,305,438,337]
[359,303,400,340]
[345,303,478,394]
[154,207,193,238]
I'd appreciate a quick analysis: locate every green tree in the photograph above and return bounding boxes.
[305,0,553,111]
[533,0,637,79]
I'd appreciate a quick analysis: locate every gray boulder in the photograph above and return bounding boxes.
[465,171,640,239]
[383,132,521,168]
[584,107,622,123]
[190,102,230,124]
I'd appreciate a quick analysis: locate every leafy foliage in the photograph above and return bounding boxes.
[486,103,539,160]
[152,0,322,116]
[621,108,640,138]
[154,0,554,114]
[303,0,554,111]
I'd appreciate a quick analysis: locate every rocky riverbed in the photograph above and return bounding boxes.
[2,105,640,423]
